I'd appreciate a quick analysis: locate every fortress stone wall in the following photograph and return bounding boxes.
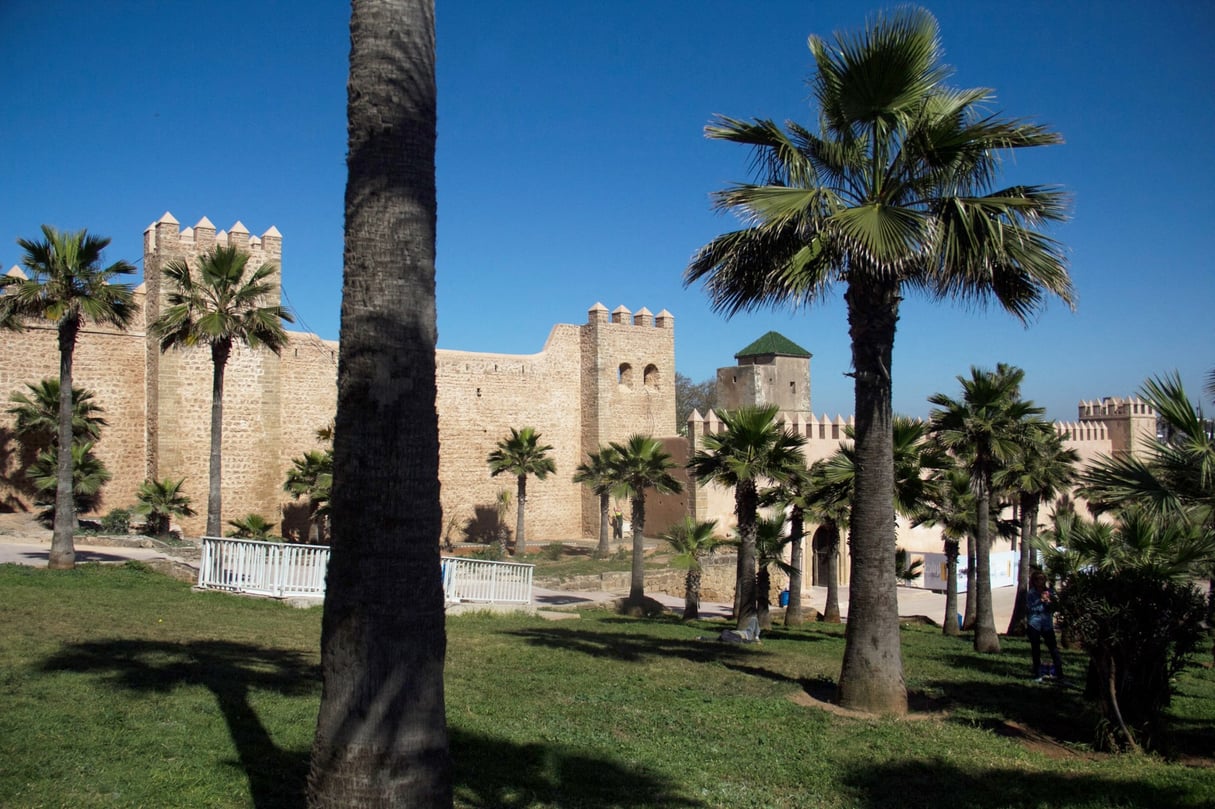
[1,214,677,542]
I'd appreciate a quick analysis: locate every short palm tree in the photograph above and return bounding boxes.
[683,9,1072,713]
[284,449,333,543]
[573,446,622,557]
[663,517,725,620]
[929,365,1044,653]
[487,426,556,557]
[133,477,195,539]
[1,226,136,568]
[687,405,805,631]
[149,245,293,537]
[608,434,682,604]
[994,420,1079,634]
[761,463,813,626]
[914,464,976,635]
[27,441,110,524]
[754,515,796,630]
[7,379,107,448]
[227,513,277,540]
[803,458,851,623]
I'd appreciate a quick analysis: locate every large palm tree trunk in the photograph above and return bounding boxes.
[838,280,906,714]
[308,0,451,806]
[973,486,1001,652]
[596,492,610,557]
[628,495,646,601]
[514,474,527,556]
[734,483,759,632]
[49,317,79,569]
[207,340,230,538]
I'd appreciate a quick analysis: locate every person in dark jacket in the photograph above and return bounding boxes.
[1026,569,1064,681]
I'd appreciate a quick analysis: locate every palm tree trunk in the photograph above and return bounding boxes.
[49,317,79,569]
[838,279,906,714]
[734,482,759,632]
[308,1,451,805]
[596,492,610,556]
[684,567,701,620]
[628,495,646,601]
[207,340,230,538]
[973,484,1001,652]
[785,507,805,626]
[962,535,977,630]
[1007,493,1038,635]
[514,474,527,557]
[943,537,960,636]
[822,523,842,624]
[757,565,772,630]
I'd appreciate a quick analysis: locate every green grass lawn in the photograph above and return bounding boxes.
[2,563,1213,808]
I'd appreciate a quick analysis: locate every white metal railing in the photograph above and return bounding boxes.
[198,537,533,605]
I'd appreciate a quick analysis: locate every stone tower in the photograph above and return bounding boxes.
[143,213,286,535]
[715,331,812,415]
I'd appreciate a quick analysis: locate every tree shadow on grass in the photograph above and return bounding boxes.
[506,625,761,664]
[840,757,1191,809]
[41,639,316,809]
[451,728,704,808]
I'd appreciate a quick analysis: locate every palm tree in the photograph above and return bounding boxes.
[608,434,682,605]
[687,405,805,631]
[573,446,621,557]
[803,458,850,623]
[1,226,136,569]
[7,379,107,447]
[226,513,277,540]
[929,365,1044,653]
[754,515,796,630]
[150,245,293,538]
[308,0,452,803]
[994,421,1079,634]
[284,449,333,543]
[133,477,195,539]
[487,426,556,557]
[663,517,725,620]
[761,463,812,626]
[683,9,1072,713]
[27,441,110,524]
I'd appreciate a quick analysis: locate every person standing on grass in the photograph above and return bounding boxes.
[1027,569,1065,681]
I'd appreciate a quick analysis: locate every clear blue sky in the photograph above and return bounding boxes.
[3,1,1211,421]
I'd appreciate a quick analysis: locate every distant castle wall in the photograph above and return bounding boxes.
[0,214,678,543]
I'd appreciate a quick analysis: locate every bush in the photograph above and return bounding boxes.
[472,541,505,562]
[540,542,565,561]
[1056,568,1207,752]
[100,508,132,535]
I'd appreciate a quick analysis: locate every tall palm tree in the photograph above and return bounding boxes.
[663,517,725,620]
[150,245,293,538]
[284,449,333,543]
[573,446,621,557]
[929,365,1044,653]
[683,8,1072,713]
[687,405,805,631]
[487,426,556,557]
[608,434,682,605]
[994,420,1079,634]
[307,0,452,804]
[754,515,796,630]
[1,226,136,568]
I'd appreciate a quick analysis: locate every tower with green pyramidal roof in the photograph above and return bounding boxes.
[715,331,812,415]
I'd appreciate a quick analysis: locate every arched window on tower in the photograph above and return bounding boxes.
[643,364,659,388]
[618,363,633,387]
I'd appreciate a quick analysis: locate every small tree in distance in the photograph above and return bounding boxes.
[487,426,556,557]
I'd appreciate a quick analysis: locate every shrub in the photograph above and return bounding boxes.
[540,542,565,561]
[472,541,505,562]
[100,507,132,535]
[1056,568,1207,752]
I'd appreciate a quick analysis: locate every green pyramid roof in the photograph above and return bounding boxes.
[735,331,811,359]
